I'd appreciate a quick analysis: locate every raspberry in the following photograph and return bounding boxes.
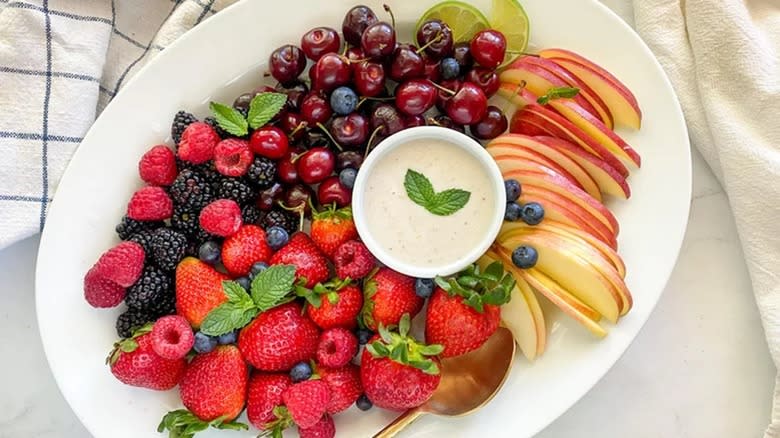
[261,209,298,235]
[217,178,255,205]
[319,365,362,415]
[90,241,146,287]
[171,110,198,145]
[246,156,277,189]
[177,122,220,164]
[333,241,375,280]
[139,145,178,186]
[150,315,194,360]
[315,328,358,368]
[115,215,163,240]
[298,414,335,438]
[214,139,253,177]
[150,228,188,271]
[282,380,331,429]
[127,186,173,221]
[169,169,214,211]
[84,267,126,308]
[125,265,174,313]
[199,199,243,237]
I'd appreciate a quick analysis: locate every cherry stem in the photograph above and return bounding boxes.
[364,126,384,159]
[276,201,306,231]
[428,80,455,96]
[416,32,443,55]
[289,121,308,138]
[502,80,526,114]
[289,151,306,164]
[316,122,344,151]
[383,4,396,29]
[356,96,395,110]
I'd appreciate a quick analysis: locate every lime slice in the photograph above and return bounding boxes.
[490,0,530,67]
[416,1,490,43]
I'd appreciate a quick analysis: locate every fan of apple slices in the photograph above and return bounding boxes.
[485,47,643,360]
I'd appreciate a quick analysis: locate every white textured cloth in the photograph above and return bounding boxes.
[0,0,237,248]
[631,0,780,435]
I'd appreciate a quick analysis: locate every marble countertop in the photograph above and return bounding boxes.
[0,2,775,437]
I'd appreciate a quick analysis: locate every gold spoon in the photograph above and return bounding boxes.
[372,326,516,438]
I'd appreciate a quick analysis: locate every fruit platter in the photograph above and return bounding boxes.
[35,0,691,437]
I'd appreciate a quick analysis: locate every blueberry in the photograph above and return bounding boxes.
[440,57,460,80]
[193,331,217,354]
[521,202,545,225]
[330,86,358,115]
[356,328,373,345]
[415,278,434,299]
[250,261,269,278]
[504,179,521,202]
[265,226,290,251]
[356,394,373,411]
[198,241,221,265]
[290,362,313,382]
[236,276,251,291]
[504,202,522,222]
[511,245,538,269]
[217,330,238,345]
[339,167,357,190]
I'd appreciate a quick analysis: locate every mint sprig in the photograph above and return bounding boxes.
[157,409,248,438]
[200,265,296,336]
[208,91,287,136]
[434,261,515,313]
[537,86,580,105]
[403,169,470,216]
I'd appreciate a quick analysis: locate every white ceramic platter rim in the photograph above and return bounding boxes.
[35,1,691,437]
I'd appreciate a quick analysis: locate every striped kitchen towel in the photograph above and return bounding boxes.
[0,0,238,249]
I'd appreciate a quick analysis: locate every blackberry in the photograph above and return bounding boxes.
[128,229,157,254]
[169,169,214,211]
[198,162,223,187]
[125,266,174,314]
[217,178,255,205]
[171,110,198,145]
[116,308,158,338]
[150,228,188,271]
[246,156,277,189]
[171,207,200,237]
[186,229,220,257]
[115,215,162,240]
[261,209,298,235]
[242,204,263,225]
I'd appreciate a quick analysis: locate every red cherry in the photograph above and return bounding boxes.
[404,114,427,128]
[297,147,335,184]
[388,44,425,82]
[249,126,289,159]
[470,30,507,69]
[435,78,462,113]
[445,82,488,125]
[301,27,341,61]
[423,59,441,82]
[284,183,315,216]
[361,22,396,59]
[395,79,437,116]
[277,148,302,185]
[269,45,307,85]
[342,5,379,47]
[300,92,333,125]
[313,53,352,92]
[318,176,352,207]
[353,61,386,97]
[466,68,500,98]
[415,20,454,60]
[330,113,369,148]
[345,47,366,64]
[469,105,508,140]
[280,112,306,142]
[257,182,285,211]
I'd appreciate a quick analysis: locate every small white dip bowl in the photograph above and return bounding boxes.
[352,126,505,279]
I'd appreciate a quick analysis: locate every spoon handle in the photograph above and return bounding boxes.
[372,407,425,438]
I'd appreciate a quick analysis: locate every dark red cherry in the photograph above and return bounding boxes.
[435,78,462,112]
[300,92,333,125]
[465,68,500,97]
[445,82,488,125]
[404,115,427,128]
[342,5,379,47]
[353,61,386,97]
[423,59,441,82]
[277,149,302,185]
[452,42,473,71]
[430,114,465,133]
[369,103,405,138]
[279,112,306,142]
[318,176,352,208]
[470,30,507,69]
[395,79,437,116]
[301,27,341,61]
[361,22,396,59]
[313,53,352,92]
[257,182,285,211]
[283,81,309,112]
[297,147,335,184]
[269,45,307,86]
[330,113,369,148]
[388,44,425,82]
[469,105,508,140]
[283,183,315,216]
[336,151,364,171]
[415,20,454,60]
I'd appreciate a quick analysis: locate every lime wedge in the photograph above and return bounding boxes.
[490,0,530,66]
[416,1,490,43]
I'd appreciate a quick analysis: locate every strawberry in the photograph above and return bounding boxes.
[319,364,362,414]
[107,324,185,391]
[304,280,363,330]
[238,302,320,371]
[424,262,514,357]
[221,224,273,276]
[175,257,229,327]
[361,268,423,331]
[270,232,329,288]
[282,379,331,428]
[247,373,291,430]
[299,414,336,438]
[158,346,249,436]
[310,206,357,258]
[360,314,442,411]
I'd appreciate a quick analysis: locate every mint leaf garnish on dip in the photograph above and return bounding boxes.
[404,169,471,216]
